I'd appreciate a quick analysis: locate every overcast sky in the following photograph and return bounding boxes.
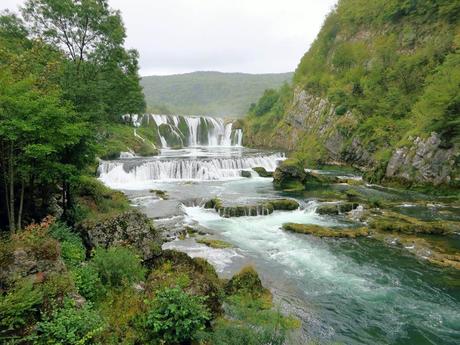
[2,0,337,76]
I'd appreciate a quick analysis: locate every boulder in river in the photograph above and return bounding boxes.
[252,166,273,177]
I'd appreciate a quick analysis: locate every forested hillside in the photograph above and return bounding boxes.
[244,0,459,187]
[141,71,293,116]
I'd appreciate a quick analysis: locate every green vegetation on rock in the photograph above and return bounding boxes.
[197,238,233,249]
[283,223,369,238]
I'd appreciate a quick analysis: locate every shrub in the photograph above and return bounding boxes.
[91,246,145,288]
[0,279,43,337]
[71,265,105,302]
[49,223,85,267]
[143,287,210,344]
[36,299,104,345]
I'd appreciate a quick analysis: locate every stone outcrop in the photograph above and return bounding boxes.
[82,210,162,259]
[384,133,459,186]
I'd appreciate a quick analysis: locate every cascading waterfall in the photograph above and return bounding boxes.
[124,113,243,148]
[98,153,284,187]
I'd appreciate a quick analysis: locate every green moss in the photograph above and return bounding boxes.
[273,159,307,190]
[225,266,270,301]
[75,176,131,225]
[196,238,233,249]
[369,211,456,235]
[158,123,183,148]
[204,197,223,210]
[252,166,273,177]
[316,202,359,215]
[147,250,223,316]
[149,189,168,200]
[282,223,369,238]
[136,141,158,156]
[267,199,299,210]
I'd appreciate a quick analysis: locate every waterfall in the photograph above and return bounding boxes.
[98,153,284,186]
[125,114,243,148]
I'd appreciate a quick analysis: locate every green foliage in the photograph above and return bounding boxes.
[91,246,146,288]
[49,223,85,267]
[72,265,105,302]
[74,176,130,224]
[208,290,298,345]
[141,71,293,116]
[413,50,460,146]
[252,89,279,116]
[143,287,210,344]
[36,299,104,345]
[0,280,43,337]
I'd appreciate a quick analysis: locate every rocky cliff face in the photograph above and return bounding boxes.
[246,87,458,186]
[385,133,459,186]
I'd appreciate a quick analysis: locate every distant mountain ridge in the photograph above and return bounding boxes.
[140,71,293,117]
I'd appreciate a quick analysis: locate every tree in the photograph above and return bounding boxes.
[22,0,145,122]
[0,65,91,231]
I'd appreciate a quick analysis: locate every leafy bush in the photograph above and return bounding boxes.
[49,223,85,267]
[91,246,145,288]
[143,287,210,344]
[252,89,279,116]
[36,299,104,345]
[0,280,43,337]
[72,265,105,302]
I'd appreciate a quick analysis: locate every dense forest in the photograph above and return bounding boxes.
[141,71,293,117]
[244,0,459,188]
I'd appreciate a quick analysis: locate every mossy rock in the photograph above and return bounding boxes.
[368,211,456,235]
[158,123,183,148]
[282,223,369,238]
[305,171,339,185]
[316,202,359,215]
[177,116,191,140]
[241,170,252,178]
[136,142,159,157]
[219,204,273,218]
[273,159,306,190]
[147,250,223,316]
[198,117,209,145]
[225,266,270,299]
[204,197,223,210]
[149,189,168,200]
[267,199,299,210]
[196,238,233,249]
[252,167,273,177]
[343,189,363,202]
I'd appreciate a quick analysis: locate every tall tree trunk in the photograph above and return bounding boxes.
[17,179,24,230]
[8,143,15,232]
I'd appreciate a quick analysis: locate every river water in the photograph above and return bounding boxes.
[99,116,460,345]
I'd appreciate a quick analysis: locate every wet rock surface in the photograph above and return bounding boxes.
[82,210,163,259]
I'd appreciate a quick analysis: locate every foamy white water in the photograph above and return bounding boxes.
[98,152,284,188]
